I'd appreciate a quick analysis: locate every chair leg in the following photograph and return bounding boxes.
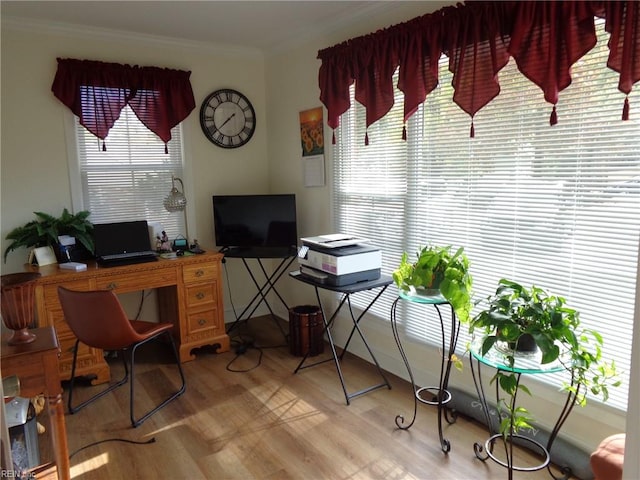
[68,340,129,414]
[129,330,186,428]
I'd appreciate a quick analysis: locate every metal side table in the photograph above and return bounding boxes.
[390,290,461,453]
[469,336,580,480]
[289,271,393,405]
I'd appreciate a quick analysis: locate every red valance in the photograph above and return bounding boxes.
[51,58,195,152]
[318,1,640,142]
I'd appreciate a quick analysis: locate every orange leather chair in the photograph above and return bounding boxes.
[58,287,186,427]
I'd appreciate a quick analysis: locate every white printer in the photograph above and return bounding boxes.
[298,234,382,286]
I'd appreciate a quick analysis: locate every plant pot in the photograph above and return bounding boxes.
[426,269,445,289]
[509,333,538,353]
[408,286,442,297]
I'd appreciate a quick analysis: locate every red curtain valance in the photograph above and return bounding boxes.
[318,1,640,142]
[51,58,195,152]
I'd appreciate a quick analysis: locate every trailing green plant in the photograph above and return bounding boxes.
[3,208,94,262]
[470,278,620,436]
[392,245,473,323]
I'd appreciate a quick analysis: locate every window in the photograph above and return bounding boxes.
[333,20,639,411]
[75,104,186,237]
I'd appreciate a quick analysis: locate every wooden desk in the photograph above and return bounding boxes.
[1,326,71,480]
[25,252,230,384]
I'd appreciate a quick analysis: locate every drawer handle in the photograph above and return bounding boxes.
[198,319,207,326]
[106,282,118,290]
[195,269,205,277]
[196,292,206,300]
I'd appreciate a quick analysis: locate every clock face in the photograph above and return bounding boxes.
[199,89,256,148]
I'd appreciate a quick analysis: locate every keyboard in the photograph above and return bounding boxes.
[100,250,157,261]
[98,251,158,267]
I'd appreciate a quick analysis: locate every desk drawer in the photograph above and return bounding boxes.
[187,308,219,335]
[95,269,177,292]
[43,279,93,306]
[182,263,217,284]
[57,331,95,360]
[185,283,217,308]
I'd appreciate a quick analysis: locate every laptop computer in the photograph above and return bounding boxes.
[94,220,158,267]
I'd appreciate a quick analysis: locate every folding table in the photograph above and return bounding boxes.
[289,270,392,404]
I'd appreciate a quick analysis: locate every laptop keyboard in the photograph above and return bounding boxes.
[100,250,157,261]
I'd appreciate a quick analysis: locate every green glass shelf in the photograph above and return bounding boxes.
[398,288,447,305]
[470,336,569,374]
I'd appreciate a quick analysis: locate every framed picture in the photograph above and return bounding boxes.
[33,246,58,266]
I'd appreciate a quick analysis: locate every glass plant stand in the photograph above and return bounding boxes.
[469,336,580,480]
[390,289,461,453]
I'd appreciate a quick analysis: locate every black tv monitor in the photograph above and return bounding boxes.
[213,194,297,253]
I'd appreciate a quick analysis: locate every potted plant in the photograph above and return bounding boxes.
[3,208,94,263]
[392,244,473,323]
[469,278,620,436]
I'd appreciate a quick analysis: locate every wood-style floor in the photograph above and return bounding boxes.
[55,317,575,479]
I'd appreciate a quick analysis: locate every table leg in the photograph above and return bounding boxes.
[391,297,419,429]
[545,376,581,480]
[294,287,391,405]
[47,391,71,480]
[433,304,460,452]
[309,288,351,403]
[471,360,552,479]
[470,354,495,461]
[391,299,459,453]
[227,256,295,338]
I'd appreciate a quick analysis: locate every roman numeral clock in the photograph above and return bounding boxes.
[199,89,256,148]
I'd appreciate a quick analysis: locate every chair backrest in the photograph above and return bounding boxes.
[57,287,144,350]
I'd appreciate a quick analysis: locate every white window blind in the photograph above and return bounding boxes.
[76,105,186,238]
[333,20,639,411]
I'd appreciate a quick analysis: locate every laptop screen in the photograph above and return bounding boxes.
[93,220,152,258]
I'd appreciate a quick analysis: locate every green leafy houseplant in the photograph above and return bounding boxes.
[392,245,473,323]
[470,278,620,435]
[3,208,94,263]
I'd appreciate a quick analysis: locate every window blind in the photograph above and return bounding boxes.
[76,105,186,237]
[333,20,639,411]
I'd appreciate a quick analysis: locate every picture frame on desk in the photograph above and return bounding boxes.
[31,246,58,266]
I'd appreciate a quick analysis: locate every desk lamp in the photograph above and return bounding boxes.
[163,175,190,247]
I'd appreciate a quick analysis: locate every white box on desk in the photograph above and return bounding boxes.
[59,262,87,271]
[298,243,381,276]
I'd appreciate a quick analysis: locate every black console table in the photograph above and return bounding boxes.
[289,271,393,404]
[390,290,461,453]
[222,247,297,338]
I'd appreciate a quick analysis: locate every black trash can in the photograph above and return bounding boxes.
[289,305,325,357]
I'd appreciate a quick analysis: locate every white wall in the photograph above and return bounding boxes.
[623,242,640,479]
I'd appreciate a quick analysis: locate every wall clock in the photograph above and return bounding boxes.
[199,89,256,148]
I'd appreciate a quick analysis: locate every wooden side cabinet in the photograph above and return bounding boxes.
[1,326,71,480]
[27,251,230,384]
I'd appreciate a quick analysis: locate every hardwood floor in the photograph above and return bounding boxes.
[57,317,575,479]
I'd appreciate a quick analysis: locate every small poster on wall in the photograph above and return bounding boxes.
[299,107,325,187]
[299,106,324,156]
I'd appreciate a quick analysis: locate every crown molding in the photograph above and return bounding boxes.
[1,15,263,59]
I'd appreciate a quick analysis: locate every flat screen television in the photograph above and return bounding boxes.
[213,194,297,252]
